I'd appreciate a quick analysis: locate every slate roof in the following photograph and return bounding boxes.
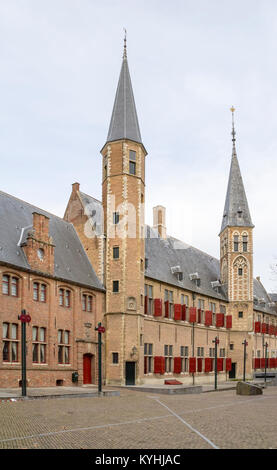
[269,293,277,302]
[145,226,276,314]
[79,191,103,236]
[145,226,227,301]
[220,142,254,234]
[106,53,142,146]
[253,279,277,315]
[0,190,104,291]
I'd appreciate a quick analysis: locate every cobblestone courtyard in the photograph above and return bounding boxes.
[0,387,277,449]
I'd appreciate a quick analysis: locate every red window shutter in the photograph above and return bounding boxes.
[260,358,266,369]
[181,304,186,321]
[189,357,196,373]
[205,358,212,373]
[261,323,266,334]
[205,310,212,326]
[226,315,232,329]
[269,358,275,369]
[216,313,224,328]
[197,358,202,372]
[197,309,202,323]
[254,321,261,333]
[189,307,197,323]
[154,299,162,317]
[154,356,165,374]
[217,358,224,372]
[164,301,169,318]
[144,296,148,315]
[174,304,182,321]
[174,357,182,374]
[254,358,261,369]
[225,358,232,371]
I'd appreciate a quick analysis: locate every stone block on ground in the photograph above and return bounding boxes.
[236,381,263,395]
[164,380,183,385]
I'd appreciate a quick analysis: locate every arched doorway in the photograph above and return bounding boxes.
[83,354,95,384]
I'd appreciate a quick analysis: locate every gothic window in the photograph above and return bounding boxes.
[233,234,239,252]
[233,256,248,272]
[242,234,248,252]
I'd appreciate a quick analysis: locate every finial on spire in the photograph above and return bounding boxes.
[123,28,127,59]
[230,106,236,152]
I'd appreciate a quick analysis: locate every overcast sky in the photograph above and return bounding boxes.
[1,0,277,292]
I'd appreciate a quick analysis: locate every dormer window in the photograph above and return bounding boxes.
[189,273,200,286]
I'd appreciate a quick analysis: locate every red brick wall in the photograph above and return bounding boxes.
[0,265,105,388]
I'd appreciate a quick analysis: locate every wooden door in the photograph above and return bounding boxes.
[83,354,92,384]
[125,362,136,385]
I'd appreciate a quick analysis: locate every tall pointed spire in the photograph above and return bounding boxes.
[106,33,142,145]
[220,107,254,233]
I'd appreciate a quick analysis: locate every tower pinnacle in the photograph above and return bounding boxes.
[220,108,254,233]
[105,36,143,147]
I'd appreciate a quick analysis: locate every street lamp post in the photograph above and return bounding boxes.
[95,322,105,395]
[264,342,268,388]
[242,339,248,382]
[212,336,219,390]
[18,309,31,397]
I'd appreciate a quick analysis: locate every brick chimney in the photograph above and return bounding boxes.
[22,212,55,274]
[153,206,166,239]
[72,182,80,194]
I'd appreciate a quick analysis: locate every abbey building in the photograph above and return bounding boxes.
[0,42,276,388]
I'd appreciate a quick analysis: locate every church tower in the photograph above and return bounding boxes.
[100,36,147,385]
[220,107,254,332]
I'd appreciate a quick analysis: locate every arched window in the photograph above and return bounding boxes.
[2,274,19,297]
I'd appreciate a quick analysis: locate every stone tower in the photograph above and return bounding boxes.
[100,38,147,385]
[220,108,254,334]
